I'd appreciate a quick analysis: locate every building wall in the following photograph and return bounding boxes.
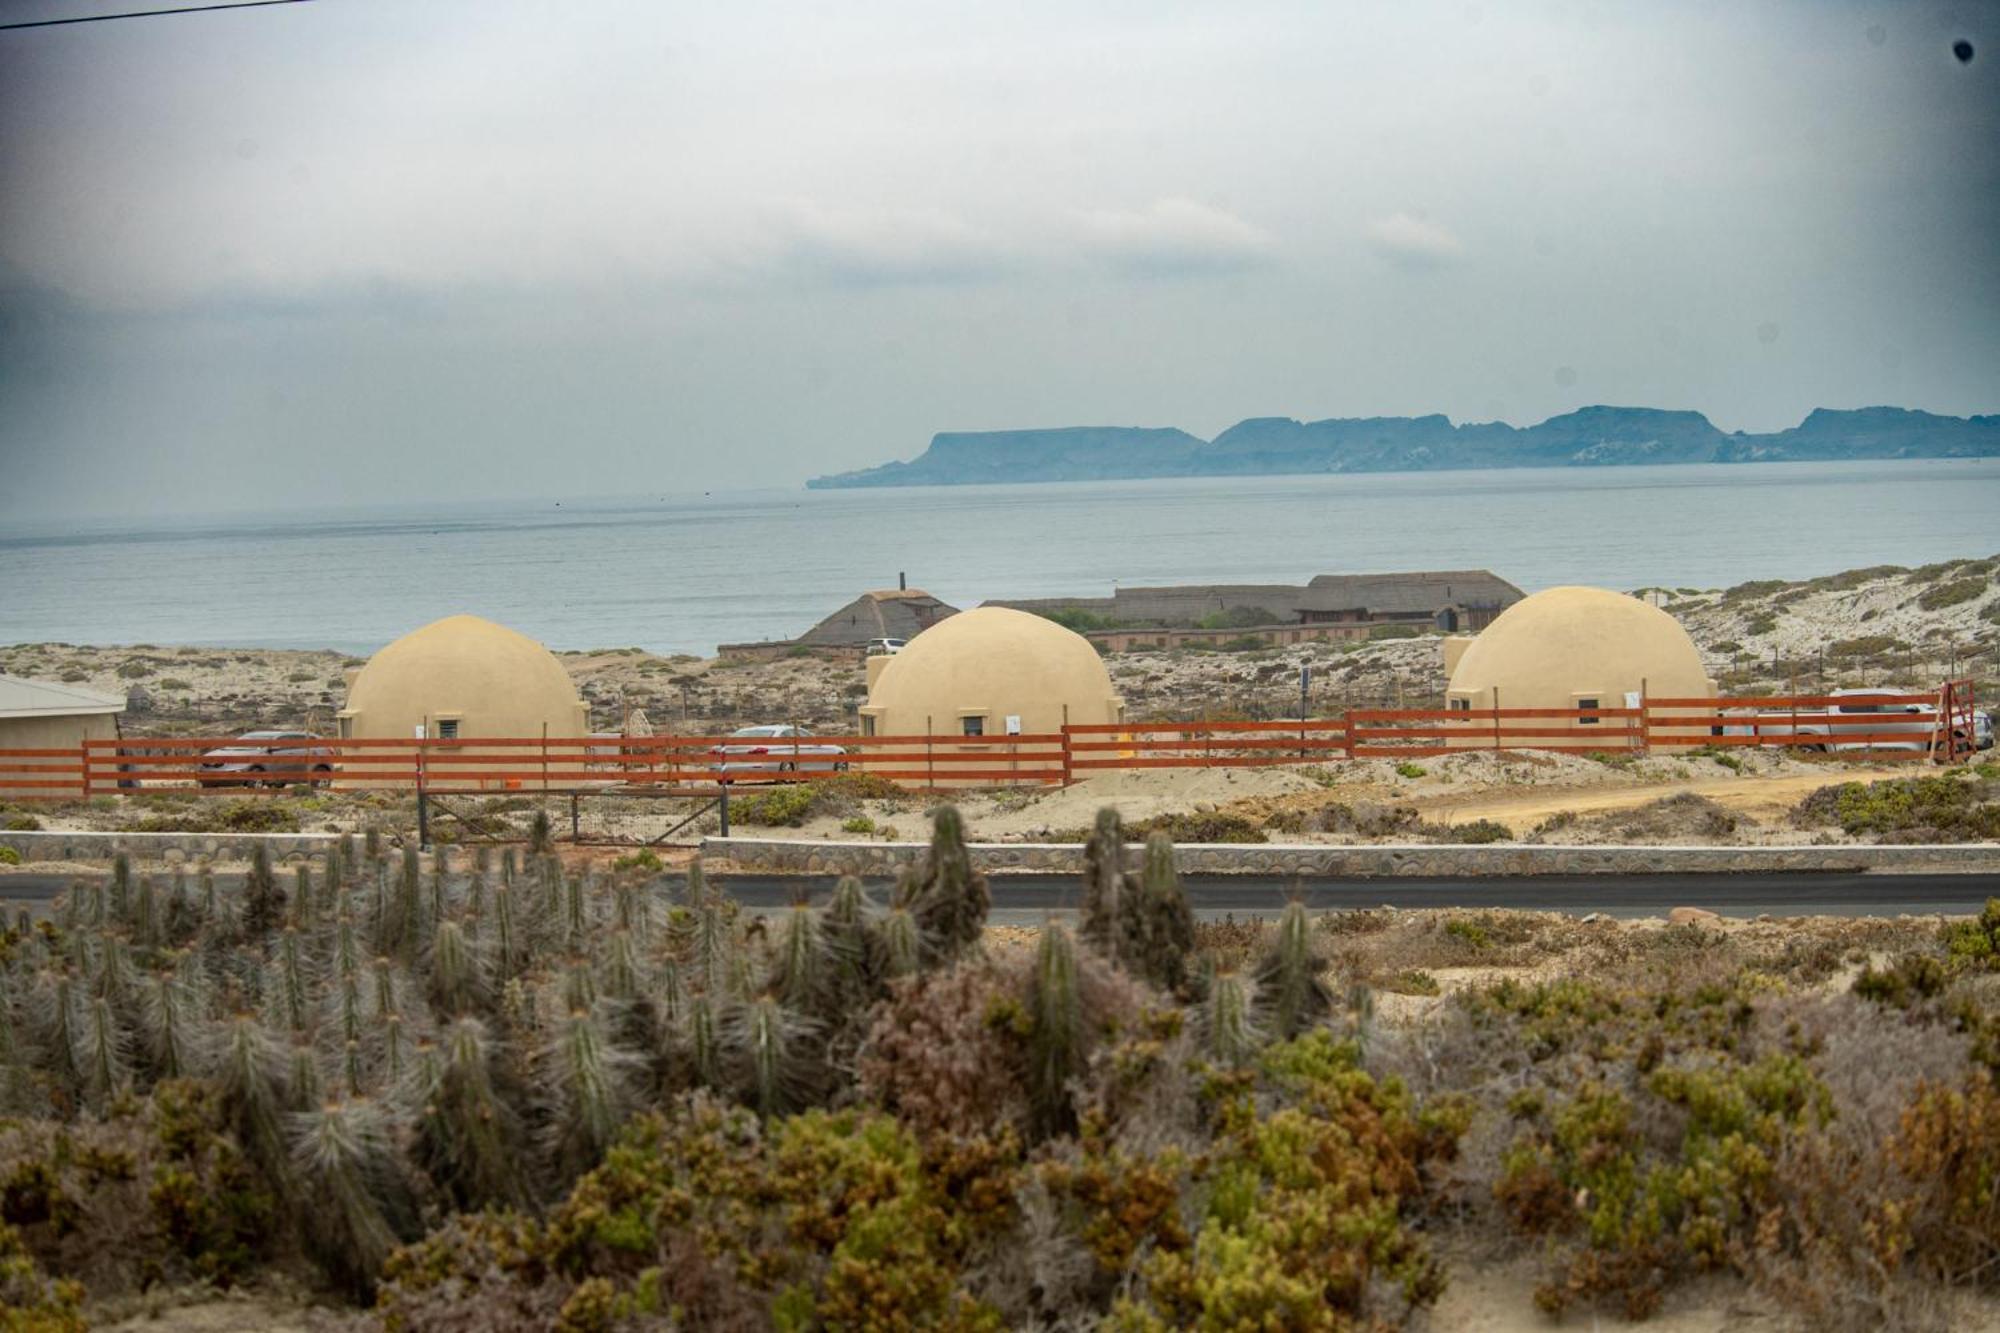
[1443,587,1717,750]
[1089,622,1380,652]
[859,608,1122,783]
[0,712,118,797]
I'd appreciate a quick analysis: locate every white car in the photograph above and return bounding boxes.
[709,724,850,778]
[1749,688,1946,753]
[863,638,907,656]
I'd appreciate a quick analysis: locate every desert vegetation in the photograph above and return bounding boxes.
[1,818,1998,1329]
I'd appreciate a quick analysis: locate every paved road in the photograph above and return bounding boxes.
[3,870,1992,922]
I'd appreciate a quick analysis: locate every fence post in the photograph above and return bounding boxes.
[79,742,92,799]
[1491,687,1502,752]
[926,716,934,791]
[1637,677,1649,755]
[1061,704,1072,786]
[540,723,549,794]
[1342,711,1355,761]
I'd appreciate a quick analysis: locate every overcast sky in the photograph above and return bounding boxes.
[0,0,1994,520]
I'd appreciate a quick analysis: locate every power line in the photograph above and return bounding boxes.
[0,0,314,31]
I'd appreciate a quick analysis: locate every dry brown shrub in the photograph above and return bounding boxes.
[856,955,1030,1138]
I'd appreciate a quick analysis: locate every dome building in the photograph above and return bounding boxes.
[1441,586,1715,747]
[337,616,587,777]
[858,606,1122,750]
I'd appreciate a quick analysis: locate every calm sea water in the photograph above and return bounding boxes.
[3,460,1995,656]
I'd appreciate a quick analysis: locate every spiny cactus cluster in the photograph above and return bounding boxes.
[0,803,1377,1310]
[0,811,999,1294]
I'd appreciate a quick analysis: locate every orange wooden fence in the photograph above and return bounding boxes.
[0,685,1974,799]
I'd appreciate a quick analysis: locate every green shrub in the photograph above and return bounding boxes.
[734,785,818,827]
[132,801,301,835]
[1918,577,1986,611]
[1792,775,2000,842]
[1743,613,1778,636]
[59,669,88,683]
[840,815,875,834]
[1941,898,2000,970]
[0,847,18,866]
[1441,819,1512,844]
[1125,810,1267,844]
[114,661,154,679]
[610,848,661,873]
[157,678,192,691]
[1394,762,1427,779]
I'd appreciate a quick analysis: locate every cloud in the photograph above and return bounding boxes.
[772,205,1019,287]
[1365,213,1467,270]
[1075,198,1275,276]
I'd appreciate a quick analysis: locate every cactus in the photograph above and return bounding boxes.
[685,992,721,1090]
[1079,807,1145,971]
[278,929,311,1033]
[289,1097,413,1296]
[134,873,159,947]
[492,884,517,977]
[142,965,198,1080]
[288,1039,323,1111]
[694,902,734,996]
[109,850,132,925]
[1199,967,1261,1067]
[466,860,488,925]
[414,1017,522,1209]
[391,846,422,960]
[1135,832,1195,994]
[911,806,988,961]
[727,994,816,1116]
[82,994,127,1110]
[599,928,642,1003]
[877,905,923,981]
[824,876,879,1006]
[167,867,195,941]
[563,869,589,949]
[243,842,286,938]
[545,1004,634,1174]
[219,1011,289,1178]
[1027,923,1083,1140]
[528,808,554,855]
[431,845,452,906]
[1254,900,1333,1040]
[382,1013,407,1087]
[427,920,484,1016]
[293,864,315,930]
[771,902,828,1010]
[363,826,383,860]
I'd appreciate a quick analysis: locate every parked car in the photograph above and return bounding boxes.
[1976,710,1995,751]
[709,724,849,779]
[198,730,335,787]
[863,638,907,656]
[1746,688,1947,754]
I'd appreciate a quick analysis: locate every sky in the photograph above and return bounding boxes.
[0,0,1995,521]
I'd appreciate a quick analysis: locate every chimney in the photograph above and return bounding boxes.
[899,571,906,591]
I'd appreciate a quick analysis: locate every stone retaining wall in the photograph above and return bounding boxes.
[0,830,341,866]
[702,836,2000,878]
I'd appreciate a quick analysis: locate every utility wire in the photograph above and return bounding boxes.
[0,0,314,31]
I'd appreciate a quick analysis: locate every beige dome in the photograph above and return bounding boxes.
[1446,587,1714,742]
[860,606,1122,741]
[339,615,587,742]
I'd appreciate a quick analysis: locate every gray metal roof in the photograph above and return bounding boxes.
[796,589,960,647]
[0,674,127,719]
[1296,570,1522,614]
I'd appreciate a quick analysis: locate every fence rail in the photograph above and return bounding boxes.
[0,684,1975,798]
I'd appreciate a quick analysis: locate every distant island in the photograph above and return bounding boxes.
[805,406,2000,488]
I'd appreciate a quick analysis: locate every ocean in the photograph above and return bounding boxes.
[2,459,1996,656]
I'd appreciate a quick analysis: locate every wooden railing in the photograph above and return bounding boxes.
[0,685,1973,799]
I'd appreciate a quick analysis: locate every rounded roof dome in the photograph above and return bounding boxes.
[868,605,1115,713]
[344,614,582,726]
[1447,586,1708,698]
